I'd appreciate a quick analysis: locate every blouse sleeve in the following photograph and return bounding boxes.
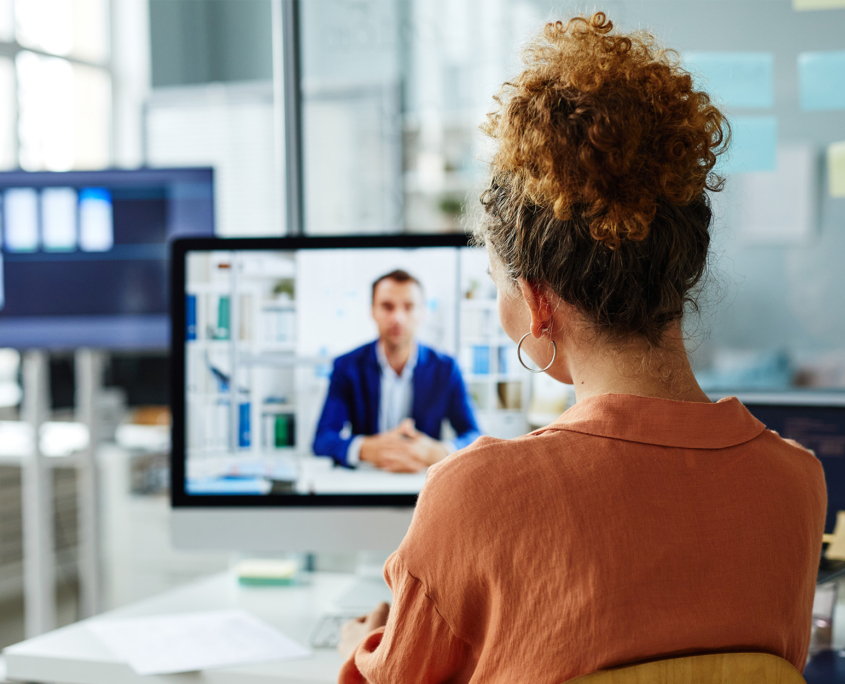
[338,552,474,684]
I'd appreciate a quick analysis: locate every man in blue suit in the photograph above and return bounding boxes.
[312,269,481,471]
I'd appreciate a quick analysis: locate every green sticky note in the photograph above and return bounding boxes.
[721,116,778,174]
[685,52,774,109]
[798,51,845,111]
[217,296,230,339]
[275,414,289,447]
[829,142,845,197]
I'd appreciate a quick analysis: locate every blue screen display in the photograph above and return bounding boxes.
[0,168,214,349]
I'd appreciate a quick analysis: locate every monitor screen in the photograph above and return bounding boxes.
[171,235,542,507]
[0,168,214,349]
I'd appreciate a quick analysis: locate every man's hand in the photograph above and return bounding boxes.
[396,419,450,467]
[359,428,427,472]
[360,420,450,472]
[338,602,390,660]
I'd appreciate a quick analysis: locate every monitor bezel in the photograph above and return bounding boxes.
[170,233,474,508]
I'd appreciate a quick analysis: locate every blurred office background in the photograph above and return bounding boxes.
[0,0,844,652]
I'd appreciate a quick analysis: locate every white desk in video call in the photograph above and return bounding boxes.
[190,453,430,495]
[305,464,427,494]
[5,570,362,684]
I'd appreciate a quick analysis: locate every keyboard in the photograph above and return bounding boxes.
[310,612,364,649]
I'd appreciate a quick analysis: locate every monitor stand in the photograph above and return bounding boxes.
[332,552,393,612]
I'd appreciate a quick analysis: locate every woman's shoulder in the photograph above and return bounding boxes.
[413,429,585,524]
[428,430,573,485]
[756,428,827,489]
[758,426,820,455]
[398,430,587,601]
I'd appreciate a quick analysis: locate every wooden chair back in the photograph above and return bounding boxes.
[566,652,806,683]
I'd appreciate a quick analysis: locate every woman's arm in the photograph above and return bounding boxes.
[338,553,474,684]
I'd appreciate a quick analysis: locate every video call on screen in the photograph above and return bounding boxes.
[183,246,544,498]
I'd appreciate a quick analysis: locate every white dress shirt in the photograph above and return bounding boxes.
[376,342,417,433]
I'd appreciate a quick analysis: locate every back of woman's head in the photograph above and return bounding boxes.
[478,12,729,346]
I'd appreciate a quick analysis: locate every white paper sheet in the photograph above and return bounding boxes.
[87,609,311,675]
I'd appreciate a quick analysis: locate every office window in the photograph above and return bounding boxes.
[14,0,109,61]
[0,58,15,169]
[298,0,845,391]
[68,62,111,169]
[15,0,75,55]
[0,0,12,41]
[0,0,111,171]
[16,52,75,171]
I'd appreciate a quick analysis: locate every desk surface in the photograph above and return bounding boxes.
[9,568,845,684]
[4,571,354,684]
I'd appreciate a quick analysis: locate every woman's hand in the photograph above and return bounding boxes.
[338,602,390,660]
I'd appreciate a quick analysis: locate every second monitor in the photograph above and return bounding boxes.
[0,167,215,350]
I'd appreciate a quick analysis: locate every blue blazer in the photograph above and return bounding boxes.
[312,341,481,467]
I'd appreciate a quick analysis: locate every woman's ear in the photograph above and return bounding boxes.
[517,278,553,338]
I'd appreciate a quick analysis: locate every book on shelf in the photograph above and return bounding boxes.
[186,294,197,340]
[472,345,491,375]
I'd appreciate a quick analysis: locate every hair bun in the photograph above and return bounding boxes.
[482,12,729,249]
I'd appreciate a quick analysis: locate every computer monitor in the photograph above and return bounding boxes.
[0,167,215,350]
[170,234,536,552]
[728,392,845,535]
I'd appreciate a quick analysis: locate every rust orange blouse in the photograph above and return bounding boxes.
[339,394,827,684]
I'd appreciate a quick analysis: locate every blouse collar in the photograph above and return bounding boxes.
[541,393,766,449]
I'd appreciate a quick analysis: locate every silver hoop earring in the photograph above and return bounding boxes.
[517,332,557,373]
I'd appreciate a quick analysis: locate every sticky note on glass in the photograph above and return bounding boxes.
[826,511,845,560]
[684,52,773,108]
[720,116,778,174]
[798,51,845,110]
[829,142,845,197]
[793,0,845,9]
[738,145,817,245]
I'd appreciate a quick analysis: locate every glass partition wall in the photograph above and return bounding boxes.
[297,0,845,393]
[299,0,524,236]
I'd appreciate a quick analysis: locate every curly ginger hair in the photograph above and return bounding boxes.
[479,12,730,345]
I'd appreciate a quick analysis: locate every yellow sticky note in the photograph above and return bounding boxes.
[794,0,845,9]
[829,142,845,198]
[825,510,845,560]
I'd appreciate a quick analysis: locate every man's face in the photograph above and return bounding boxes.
[372,279,423,348]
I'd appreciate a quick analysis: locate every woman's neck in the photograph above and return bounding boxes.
[563,325,711,404]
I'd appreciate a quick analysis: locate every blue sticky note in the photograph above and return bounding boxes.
[685,52,774,109]
[720,116,778,174]
[798,51,845,111]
